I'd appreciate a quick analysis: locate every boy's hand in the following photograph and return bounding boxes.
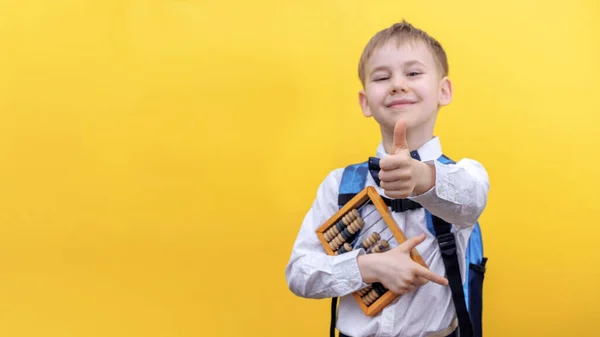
[357,233,448,295]
[378,120,435,198]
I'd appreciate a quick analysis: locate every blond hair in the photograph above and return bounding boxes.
[358,20,449,86]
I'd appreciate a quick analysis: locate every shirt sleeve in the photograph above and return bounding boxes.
[285,169,370,299]
[408,158,490,228]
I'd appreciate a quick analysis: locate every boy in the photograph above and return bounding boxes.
[285,20,490,337]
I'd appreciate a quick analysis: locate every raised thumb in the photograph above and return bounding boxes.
[392,120,409,154]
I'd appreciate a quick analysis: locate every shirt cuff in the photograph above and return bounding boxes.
[331,248,369,293]
[409,160,458,204]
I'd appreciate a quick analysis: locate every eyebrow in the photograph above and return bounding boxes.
[404,60,427,67]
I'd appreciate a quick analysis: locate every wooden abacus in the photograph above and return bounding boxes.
[315,186,427,317]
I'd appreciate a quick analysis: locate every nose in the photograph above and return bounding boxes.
[389,75,408,94]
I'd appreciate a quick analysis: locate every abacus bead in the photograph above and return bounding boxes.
[336,242,352,255]
[349,219,364,233]
[334,232,343,243]
[325,231,331,242]
[335,236,345,247]
[341,211,354,226]
[334,222,344,233]
[359,234,376,250]
[329,241,337,251]
[339,228,354,243]
[373,283,387,296]
[330,237,340,249]
[357,287,371,296]
[365,291,378,305]
[372,232,381,241]
[335,220,346,233]
[372,240,389,253]
[340,228,353,241]
[324,225,340,242]
[366,233,380,246]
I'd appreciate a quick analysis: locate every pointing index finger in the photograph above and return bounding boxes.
[415,266,448,286]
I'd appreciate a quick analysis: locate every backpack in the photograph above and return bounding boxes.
[330,155,488,337]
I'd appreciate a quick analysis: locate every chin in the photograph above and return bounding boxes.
[389,110,416,123]
[388,105,419,116]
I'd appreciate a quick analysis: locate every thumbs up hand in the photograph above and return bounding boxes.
[378,120,435,199]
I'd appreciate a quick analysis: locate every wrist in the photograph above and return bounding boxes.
[357,254,380,284]
[413,160,436,195]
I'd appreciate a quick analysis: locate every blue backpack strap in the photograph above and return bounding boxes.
[337,161,369,207]
[426,154,487,337]
[331,161,369,337]
[467,224,487,337]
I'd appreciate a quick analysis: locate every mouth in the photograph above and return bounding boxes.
[386,99,416,108]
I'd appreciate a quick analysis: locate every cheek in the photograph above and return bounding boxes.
[412,83,430,97]
[417,87,439,105]
[366,90,386,106]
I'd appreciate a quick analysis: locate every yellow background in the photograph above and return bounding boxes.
[1,0,599,336]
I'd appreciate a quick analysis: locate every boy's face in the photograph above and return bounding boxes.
[359,40,452,137]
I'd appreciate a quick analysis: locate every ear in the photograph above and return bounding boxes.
[438,77,453,106]
[359,89,372,117]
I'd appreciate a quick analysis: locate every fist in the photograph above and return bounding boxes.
[378,120,418,199]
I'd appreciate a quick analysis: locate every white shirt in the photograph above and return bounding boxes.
[285,137,490,337]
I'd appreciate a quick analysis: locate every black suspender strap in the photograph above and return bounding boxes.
[338,194,422,213]
[330,297,338,337]
[432,215,474,337]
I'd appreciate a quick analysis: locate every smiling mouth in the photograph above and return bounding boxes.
[387,101,415,108]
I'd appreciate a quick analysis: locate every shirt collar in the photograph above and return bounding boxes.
[375,136,442,162]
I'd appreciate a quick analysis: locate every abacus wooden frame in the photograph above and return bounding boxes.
[315,186,427,317]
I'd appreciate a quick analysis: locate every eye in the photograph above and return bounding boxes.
[407,71,422,77]
[373,76,389,82]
